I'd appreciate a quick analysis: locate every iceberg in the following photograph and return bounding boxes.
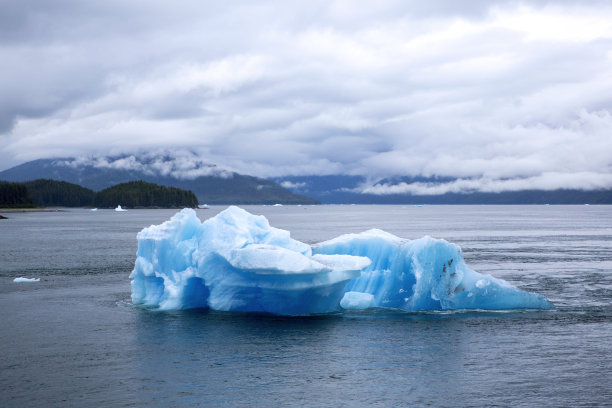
[115,205,127,212]
[130,207,553,315]
[13,277,40,283]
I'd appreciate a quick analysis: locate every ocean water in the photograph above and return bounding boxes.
[1,205,611,407]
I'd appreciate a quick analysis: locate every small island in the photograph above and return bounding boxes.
[94,181,199,208]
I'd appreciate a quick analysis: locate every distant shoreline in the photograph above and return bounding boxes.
[0,208,66,213]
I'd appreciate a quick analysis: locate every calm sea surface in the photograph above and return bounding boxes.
[1,205,611,407]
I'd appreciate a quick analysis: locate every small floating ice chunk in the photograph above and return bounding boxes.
[90,208,98,212]
[115,205,127,212]
[13,277,40,283]
[340,291,375,310]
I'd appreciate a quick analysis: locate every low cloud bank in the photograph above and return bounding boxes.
[361,172,612,195]
[57,150,233,180]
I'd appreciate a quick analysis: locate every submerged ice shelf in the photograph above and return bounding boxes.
[130,207,553,315]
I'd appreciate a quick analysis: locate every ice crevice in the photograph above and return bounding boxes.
[130,206,554,315]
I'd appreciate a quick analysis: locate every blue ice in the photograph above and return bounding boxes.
[130,207,370,315]
[130,207,553,315]
[314,229,553,311]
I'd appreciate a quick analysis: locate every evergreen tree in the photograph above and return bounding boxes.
[0,181,36,208]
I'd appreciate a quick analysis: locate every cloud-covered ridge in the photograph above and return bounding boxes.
[57,151,233,180]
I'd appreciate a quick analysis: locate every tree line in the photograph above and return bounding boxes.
[0,179,198,208]
[94,181,199,208]
[0,181,36,208]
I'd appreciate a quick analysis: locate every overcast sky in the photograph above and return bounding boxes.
[1,0,612,191]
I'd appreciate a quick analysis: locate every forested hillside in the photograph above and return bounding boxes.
[0,157,320,204]
[23,179,95,207]
[0,181,36,208]
[0,179,199,208]
[94,181,199,208]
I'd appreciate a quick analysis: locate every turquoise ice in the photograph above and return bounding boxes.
[130,207,370,315]
[130,207,553,314]
[314,229,553,311]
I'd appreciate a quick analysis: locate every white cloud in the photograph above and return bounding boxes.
[280,181,307,190]
[1,0,612,192]
[58,150,232,179]
[492,5,612,42]
[362,172,612,195]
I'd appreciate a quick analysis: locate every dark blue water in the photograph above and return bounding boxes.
[1,205,611,407]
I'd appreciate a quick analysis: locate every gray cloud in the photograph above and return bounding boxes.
[1,0,612,192]
[58,150,232,179]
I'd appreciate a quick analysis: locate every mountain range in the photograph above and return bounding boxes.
[2,153,612,205]
[0,154,318,205]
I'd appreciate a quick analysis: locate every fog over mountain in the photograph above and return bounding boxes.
[1,1,612,193]
[0,152,319,204]
[57,151,232,180]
